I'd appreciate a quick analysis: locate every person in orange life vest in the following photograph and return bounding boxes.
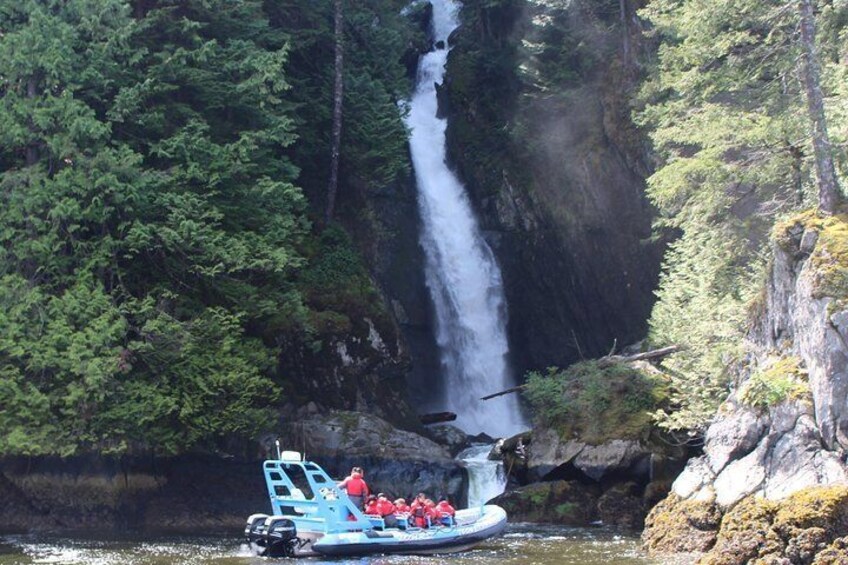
[376,493,398,528]
[393,498,410,514]
[436,498,456,525]
[410,492,429,528]
[363,495,379,516]
[337,466,369,510]
[425,499,441,525]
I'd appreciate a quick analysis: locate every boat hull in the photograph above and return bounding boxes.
[311,505,507,557]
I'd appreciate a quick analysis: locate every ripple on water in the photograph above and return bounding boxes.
[0,525,685,565]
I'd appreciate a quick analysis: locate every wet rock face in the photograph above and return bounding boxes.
[0,411,464,531]
[425,424,472,457]
[442,2,663,374]
[491,480,600,525]
[279,411,467,506]
[278,313,419,431]
[0,454,268,532]
[492,478,666,530]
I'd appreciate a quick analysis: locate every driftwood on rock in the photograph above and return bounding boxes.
[596,345,682,368]
[419,411,457,425]
[480,345,682,401]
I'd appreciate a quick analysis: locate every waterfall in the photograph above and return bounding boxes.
[458,445,507,508]
[405,0,526,438]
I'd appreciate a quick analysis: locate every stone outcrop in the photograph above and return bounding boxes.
[521,417,688,486]
[644,214,848,561]
[491,418,687,529]
[279,410,467,506]
[425,424,472,457]
[0,410,464,531]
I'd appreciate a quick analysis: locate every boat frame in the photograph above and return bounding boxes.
[245,451,507,557]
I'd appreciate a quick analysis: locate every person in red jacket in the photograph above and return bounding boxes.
[363,495,379,516]
[425,499,441,525]
[410,492,429,528]
[337,466,369,510]
[435,498,456,526]
[376,493,398,527]
[394,498,410,514]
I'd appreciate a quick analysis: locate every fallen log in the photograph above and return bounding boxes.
[596,344,682,368]
[419,411,457,425]
[480,345,682,400]
[480,385,526,401]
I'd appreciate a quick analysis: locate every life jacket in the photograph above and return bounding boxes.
[345,473,369,497]
[435,501,455,516]
[376,498,396,517]
[411,502,428,527]
[395,502,410,513]
[364,499,379,515]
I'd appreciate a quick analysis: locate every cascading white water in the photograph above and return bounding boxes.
[405,0,526,439]
[459,444,507,508]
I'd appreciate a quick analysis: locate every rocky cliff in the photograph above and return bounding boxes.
[643,213,848,563]
[442,0,662,373]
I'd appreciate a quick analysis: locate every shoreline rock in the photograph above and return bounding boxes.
[0,410,466,532]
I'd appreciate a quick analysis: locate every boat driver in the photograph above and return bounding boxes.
[337,466,369,510]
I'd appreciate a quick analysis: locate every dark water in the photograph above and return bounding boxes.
[0,525,690,565]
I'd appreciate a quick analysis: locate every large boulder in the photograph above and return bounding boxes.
[279,410,467,505]
[491,480,600,525]
[527,426,682,484]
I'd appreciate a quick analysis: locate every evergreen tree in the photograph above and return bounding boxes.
[637,0,848,431]
[0,0,308,455]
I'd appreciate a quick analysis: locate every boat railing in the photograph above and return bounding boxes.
[262,457,375,533]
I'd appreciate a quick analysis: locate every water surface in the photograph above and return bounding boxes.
[0,525,686,565]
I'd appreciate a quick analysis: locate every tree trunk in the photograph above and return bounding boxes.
[25,76,39,166]
[620,0,630,70]
[798,0,840,214]
[325,0,344,224]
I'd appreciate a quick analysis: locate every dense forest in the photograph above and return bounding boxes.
[0,0,421,455]
[1,0,847,461]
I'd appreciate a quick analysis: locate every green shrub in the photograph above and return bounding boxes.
[739,356,809,409]
[524,360,670,444]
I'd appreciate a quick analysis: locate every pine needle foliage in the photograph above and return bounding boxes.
[637,0,848,432]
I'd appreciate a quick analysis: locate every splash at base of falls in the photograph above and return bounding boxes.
[459,444,507,508]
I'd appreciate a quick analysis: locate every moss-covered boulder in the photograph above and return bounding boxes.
[642,493,723,554]
[699,487,848,565]
[491,480,600,525]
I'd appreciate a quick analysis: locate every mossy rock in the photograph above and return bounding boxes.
[642,493,722,554]
[773,211,848,301]
[695,486,848,565]
[492,480,599,525]
[739,355,810,409]
[598,482,646,529]
[812,536,848,564]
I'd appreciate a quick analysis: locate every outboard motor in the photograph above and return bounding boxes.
[263,516,299,558]
[245,513,269,547]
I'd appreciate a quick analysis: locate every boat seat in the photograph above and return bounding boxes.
[366,515,385,530]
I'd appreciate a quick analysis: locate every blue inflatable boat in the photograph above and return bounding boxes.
[244,450,507,557]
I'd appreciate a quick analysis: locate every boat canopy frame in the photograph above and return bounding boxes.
[262,457,375,533]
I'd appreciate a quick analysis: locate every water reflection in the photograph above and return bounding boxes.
[0,524,683,565]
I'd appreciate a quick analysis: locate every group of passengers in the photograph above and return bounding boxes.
[338,467,456,529]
